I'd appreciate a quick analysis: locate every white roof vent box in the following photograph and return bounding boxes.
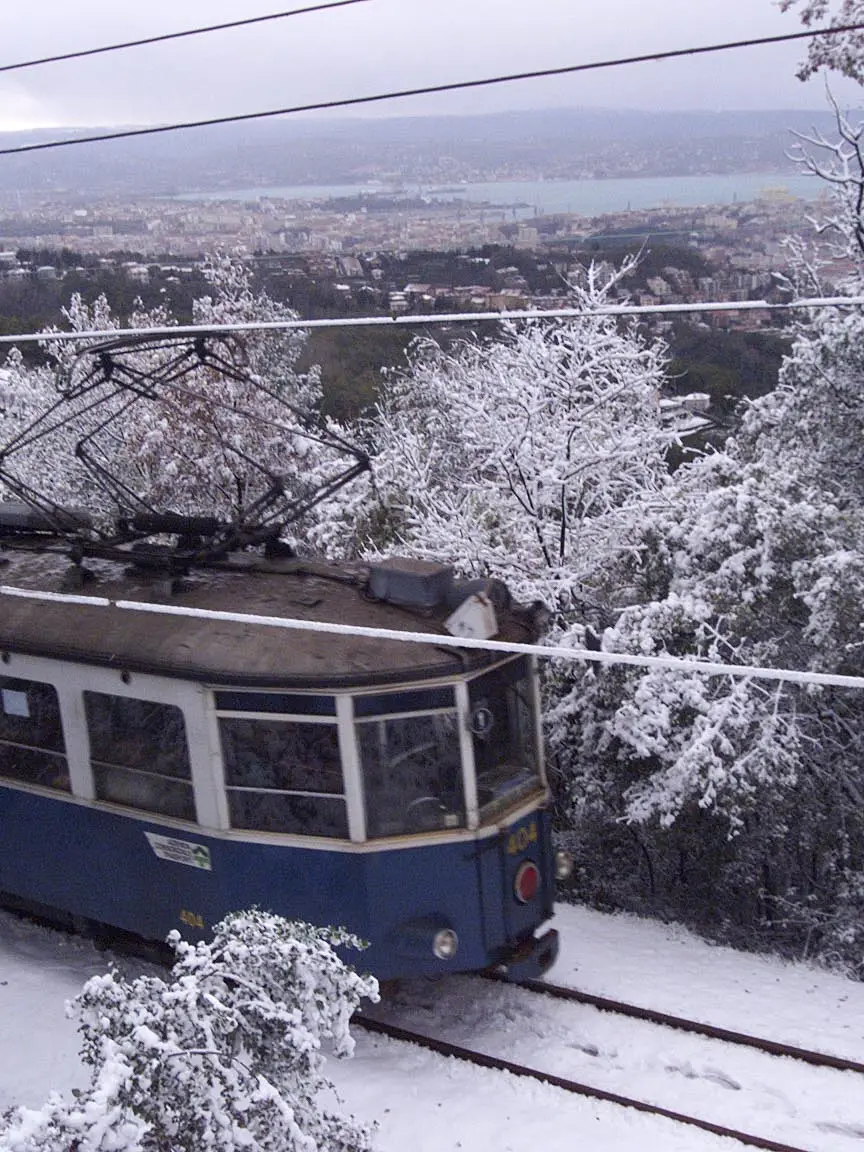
[368,557,454,610]
[444,593,499,641]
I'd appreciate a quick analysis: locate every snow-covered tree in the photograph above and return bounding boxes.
[0,253,329,534]
[551,451,813,827]
[0,911,378,1152]
[313,265,675,629]
[780,0,864,82]
[545,174,864,966]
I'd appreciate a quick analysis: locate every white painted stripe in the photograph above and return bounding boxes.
[0,776,544,852]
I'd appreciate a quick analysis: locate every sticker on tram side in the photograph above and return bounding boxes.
[145,832,212,871]
[1,689,29,718]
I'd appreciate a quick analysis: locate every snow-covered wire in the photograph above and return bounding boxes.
[3,583,864,690]
[2,295,864,346]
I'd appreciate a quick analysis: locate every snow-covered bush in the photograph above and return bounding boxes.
[0,911,378,1152]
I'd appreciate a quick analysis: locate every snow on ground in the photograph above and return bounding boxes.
[1,903,863,1151]
[330,1033,742,1152]
[550,906,864,1063]
[362,975,862,1151]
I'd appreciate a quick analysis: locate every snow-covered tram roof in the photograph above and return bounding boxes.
[0,549,540,689]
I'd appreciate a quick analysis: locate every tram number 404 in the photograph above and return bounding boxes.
[506,822,537,856]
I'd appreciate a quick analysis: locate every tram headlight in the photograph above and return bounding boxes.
[554,850,574,882]
[432,928,459,960]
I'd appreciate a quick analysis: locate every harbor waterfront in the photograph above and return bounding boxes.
[176,171,823,215]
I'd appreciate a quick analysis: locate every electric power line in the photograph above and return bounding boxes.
[1,294,862,347]
[0,0,370,77]
[3,584,863,691]
[2,21,864,158]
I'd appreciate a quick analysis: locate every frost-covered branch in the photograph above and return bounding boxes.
[0,253,329,539]
[780,0,864,82]
[0,911,378,1152]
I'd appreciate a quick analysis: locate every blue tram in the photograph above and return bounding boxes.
[0,533,567,979]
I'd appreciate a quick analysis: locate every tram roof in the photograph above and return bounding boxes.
[0,549,539,689]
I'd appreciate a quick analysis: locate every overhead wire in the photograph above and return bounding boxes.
[2,21,864,157]
[1,294,863,346]
[0,0,370,76]
[2,585,863,691]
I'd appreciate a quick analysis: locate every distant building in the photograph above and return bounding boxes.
[646,276,671,298]
[488,290,527,310]
[122,262,150,283]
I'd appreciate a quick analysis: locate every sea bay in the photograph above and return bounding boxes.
[177,171,823,216]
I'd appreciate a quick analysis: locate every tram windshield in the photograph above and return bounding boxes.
[468,657,542,819]
[357,686,464,838]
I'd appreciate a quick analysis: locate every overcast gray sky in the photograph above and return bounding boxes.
[1,0,862,132]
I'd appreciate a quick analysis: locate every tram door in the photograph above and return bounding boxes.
[468,659,553,951]
[79,682,210,939]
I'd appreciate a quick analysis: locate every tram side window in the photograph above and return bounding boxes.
[84,693,195,821]
[358,711,464,838]
[0,676,69,791]
[219,718,348,838]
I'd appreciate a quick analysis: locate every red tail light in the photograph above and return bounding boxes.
[514,860,540,903]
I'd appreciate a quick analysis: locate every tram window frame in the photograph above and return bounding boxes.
[353,686,455,718]
[217,714,348,838]
[84,692,195,821]
[467,656,543,821]
[0,675,70,792]
[354,693,465,839]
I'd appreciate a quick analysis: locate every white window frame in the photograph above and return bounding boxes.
[213,700,352,840]
[0,653,219,827]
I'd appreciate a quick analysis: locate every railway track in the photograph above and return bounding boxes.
[355,1014,815,1152]
[8,906,858,1149]
[356,974,864,1152]
[500,975,864,1077]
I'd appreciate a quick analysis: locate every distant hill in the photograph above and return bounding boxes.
[0,107,843,200]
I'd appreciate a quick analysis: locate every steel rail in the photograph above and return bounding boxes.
[354,1015,814,1152]
[502,977,864,1076]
